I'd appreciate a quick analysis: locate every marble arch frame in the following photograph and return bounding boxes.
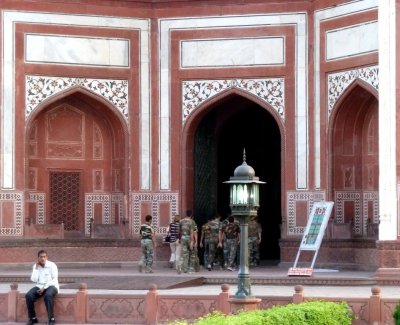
[180,87,286,214]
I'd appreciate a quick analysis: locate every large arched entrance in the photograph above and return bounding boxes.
[26,90,128,236]
[330,82,379,237]
[192,94,282,261]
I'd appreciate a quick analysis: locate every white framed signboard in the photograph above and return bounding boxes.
[288,201,334,276]
[299,201,334,250]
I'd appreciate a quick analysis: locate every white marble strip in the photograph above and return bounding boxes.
[160,13,307,190]
[379,0,397,240]
[1,11,150,190]
[326,21,378,61]
[25,34,130,67]
[181,37,284,68]
[313,0,378,190]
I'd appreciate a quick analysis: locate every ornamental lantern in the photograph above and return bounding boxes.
[224,149,265,299]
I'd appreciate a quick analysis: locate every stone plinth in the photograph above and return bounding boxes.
[228,296,261,313]
[24,224,64,239]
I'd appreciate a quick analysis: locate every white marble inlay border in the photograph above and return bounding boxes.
[327,65,378,117]
[26,75,129,121]
[160,13,308,190]
[0,192,23,236]
[1,11,150,190]
[132,192,178,235]
[111,193,124,224]
[182,78,285,123]
[334,191,362,235]
[85,193,111,235]
[314,0,378,189]
[363,191,379,232]
[286,191,326,235]
[28,192,45,225]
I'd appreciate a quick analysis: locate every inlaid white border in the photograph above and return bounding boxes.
[160,13,308,190]
[28,192,45,225]
[85,193,111,235]
[132,192,178,235]
[286,191,326,235]
[314,0,378,189]
[1,11,150,190]
[334,191,362,235]
[0,192,23,236]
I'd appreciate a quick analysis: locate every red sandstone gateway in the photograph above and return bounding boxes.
[0,0,396,283]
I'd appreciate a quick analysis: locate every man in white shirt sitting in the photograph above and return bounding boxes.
[25,250,59,325]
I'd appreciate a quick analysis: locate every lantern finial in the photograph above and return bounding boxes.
[243,148,247,164]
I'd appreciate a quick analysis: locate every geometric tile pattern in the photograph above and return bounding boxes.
[182,78,285,123]
[0,192,23,236]
[111,193,124,224]
[286,191,326,235]
[85,193,111,235]
[334,191,362,235]
[131,192,178,234]
[26,75,129,121]
[327,65,378,118]
[363,191,379,233]
[28,192,45,224]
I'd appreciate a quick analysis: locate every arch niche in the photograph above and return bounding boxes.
[329,81,379,237]
[25,89,129,236]
[182,90,283,260]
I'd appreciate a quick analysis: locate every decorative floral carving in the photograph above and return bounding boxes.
[26,76,129,120]
[328,65,378,117]
[182,78,285,123]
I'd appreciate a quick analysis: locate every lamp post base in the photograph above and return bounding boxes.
[228,296,262,314]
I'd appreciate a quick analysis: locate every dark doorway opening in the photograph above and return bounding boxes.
[194,95,281,260]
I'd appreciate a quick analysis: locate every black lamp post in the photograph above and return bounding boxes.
[224,149,265,299]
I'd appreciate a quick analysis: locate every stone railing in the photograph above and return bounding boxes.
[2,283,397,324]
[24,223,64,239]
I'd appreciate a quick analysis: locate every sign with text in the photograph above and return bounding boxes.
[299,201,334,251]
[288,201,334,276]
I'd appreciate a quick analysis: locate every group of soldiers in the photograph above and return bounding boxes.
[138,209,262,274]
[178,209,262,274]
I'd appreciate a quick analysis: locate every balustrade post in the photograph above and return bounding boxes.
[218,284,231,314]
[76,283,88,324]
[369,286,381,324]
[292,285,304,304]
[7,283,19,322]
[146,284,158,325]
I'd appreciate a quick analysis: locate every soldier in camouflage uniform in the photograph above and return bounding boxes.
[248,216,262,266]
[138,214,156,273]
[189,213,200,273]
[204,214,221,270]
[199,218,211,267]
[219,217,230,268]
[178,209,195,274]
[218,216,240,271]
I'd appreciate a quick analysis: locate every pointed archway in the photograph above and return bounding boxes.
[329,82,379,237]
[189,94,282,261]
[25,90,128,236]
